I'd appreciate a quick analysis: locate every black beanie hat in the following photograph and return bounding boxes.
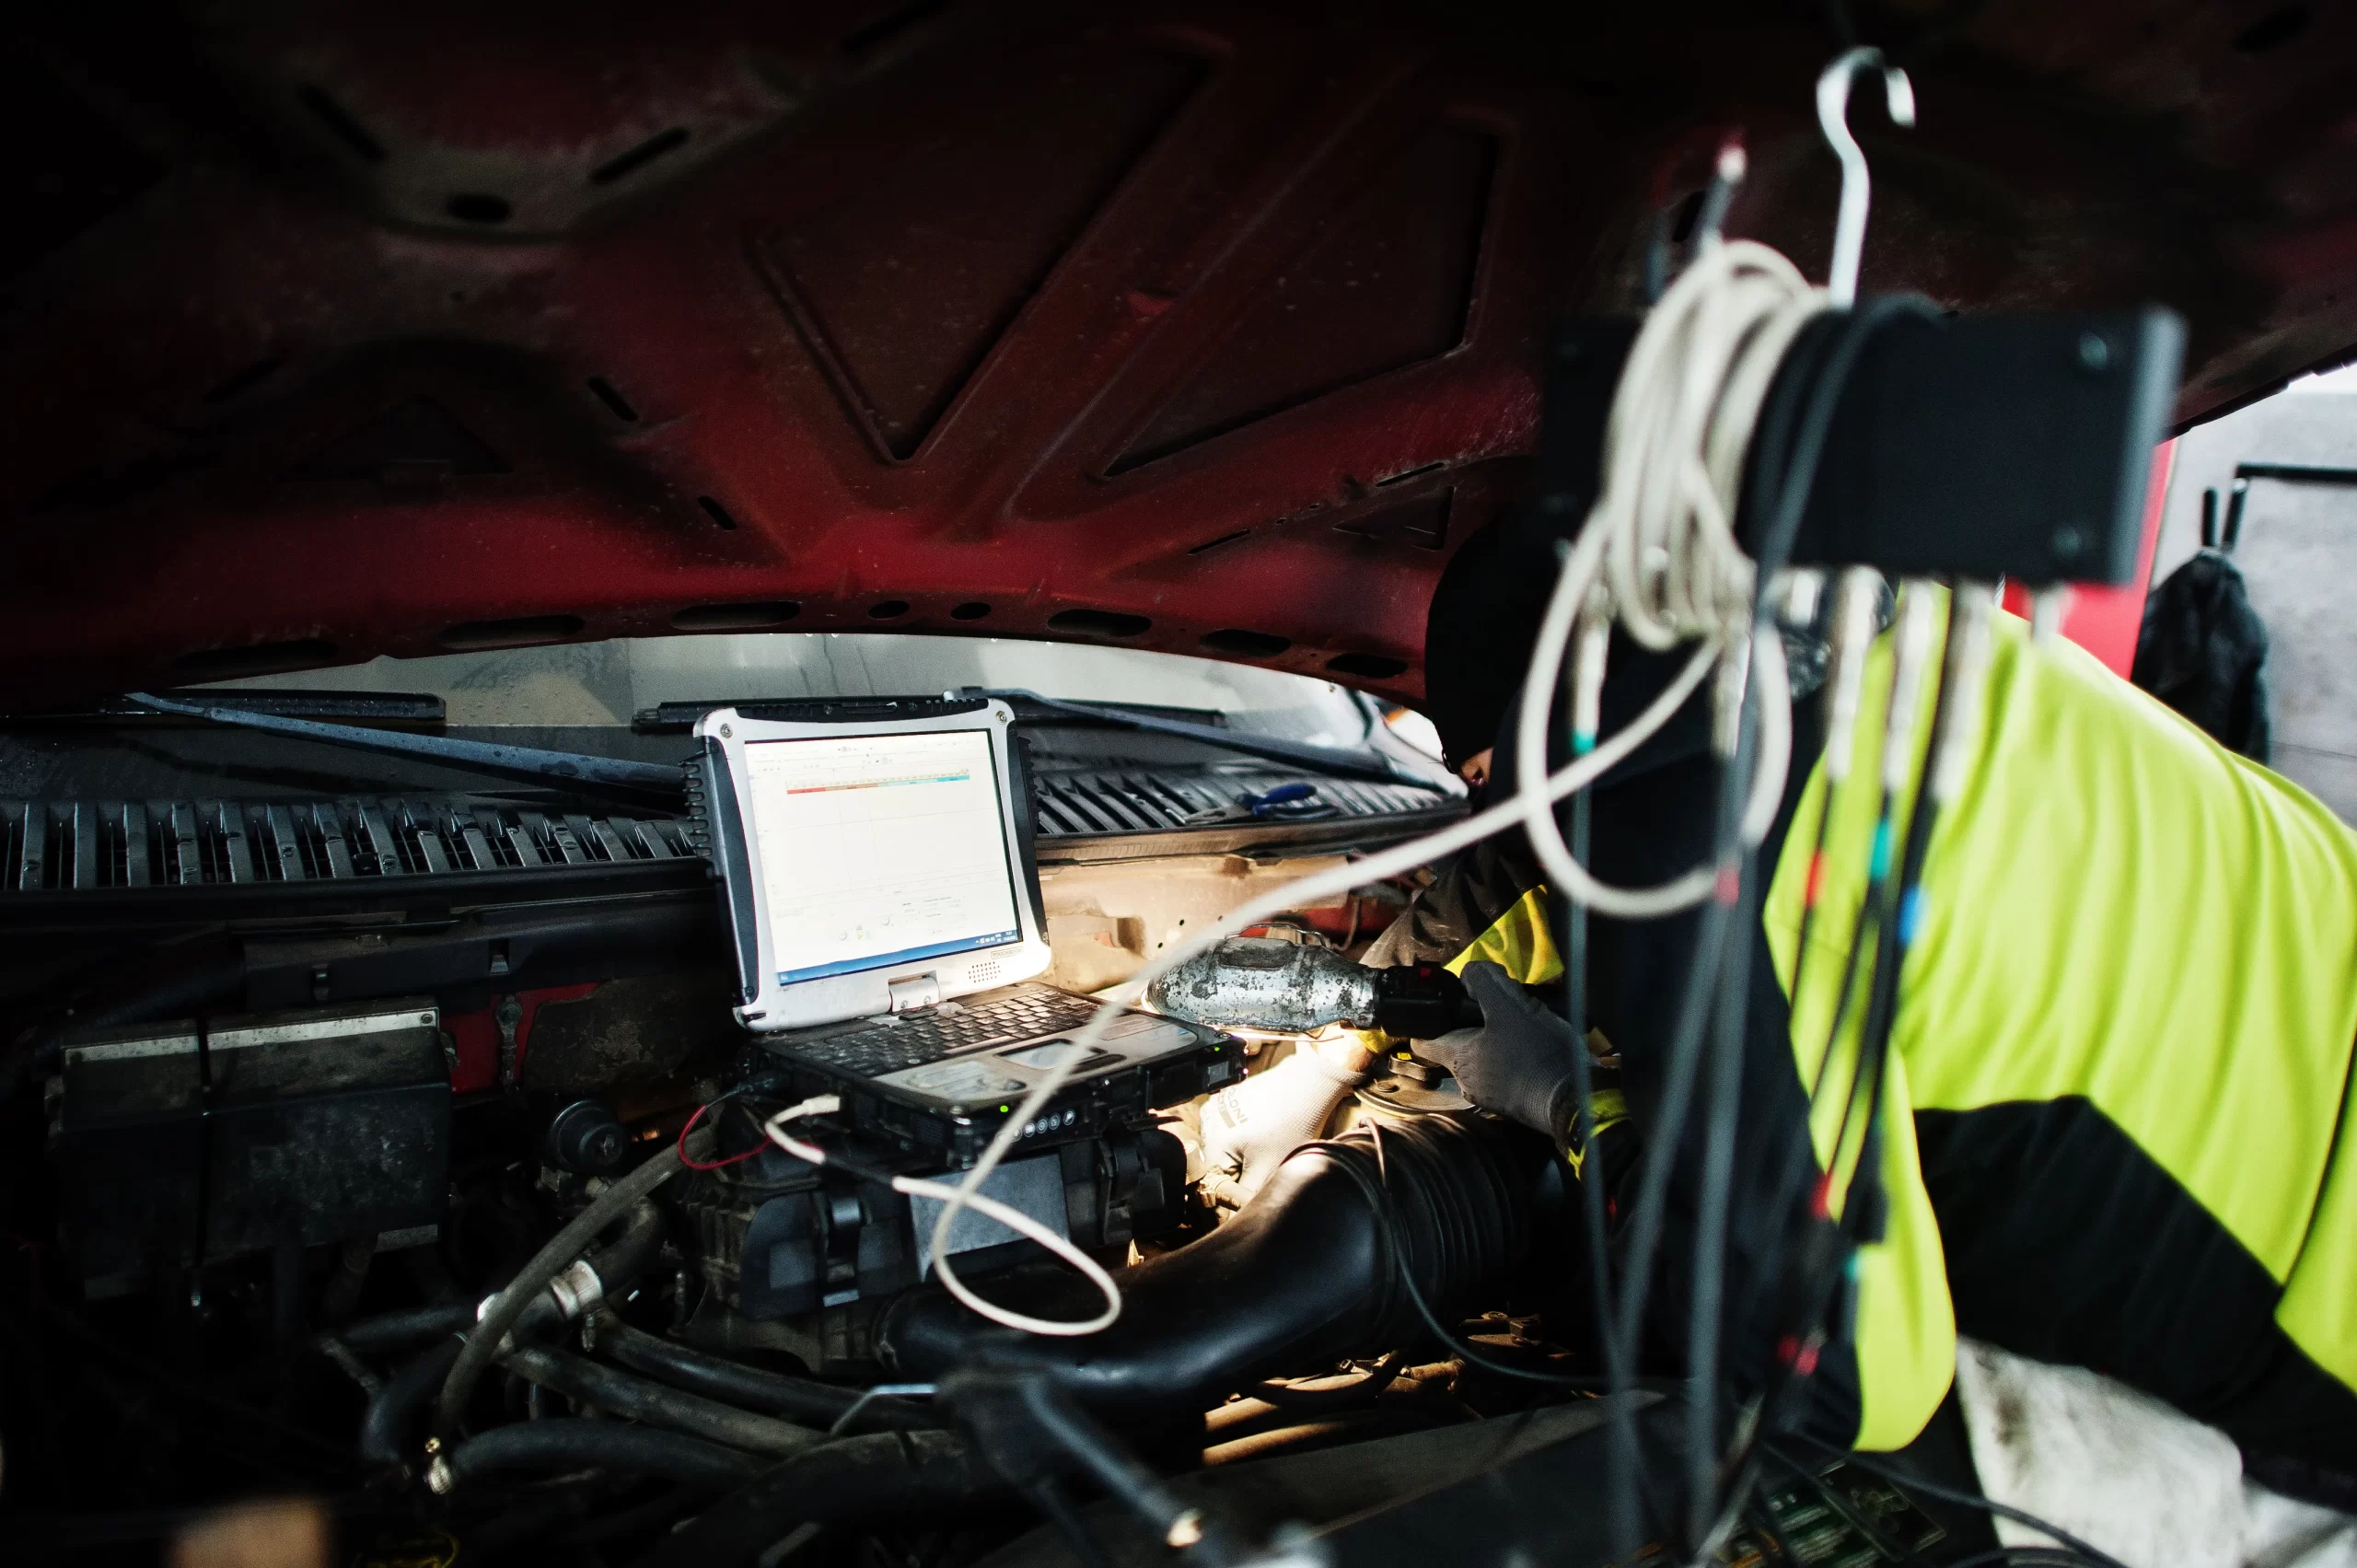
[1423,508,1562,769]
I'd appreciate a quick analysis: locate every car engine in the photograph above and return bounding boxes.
[2,856,1657,1568]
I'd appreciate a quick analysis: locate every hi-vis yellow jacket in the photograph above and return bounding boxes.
[1387,601,2357,1473]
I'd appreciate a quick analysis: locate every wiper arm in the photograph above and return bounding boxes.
[974,689,1448,792]
[122,692,685,807]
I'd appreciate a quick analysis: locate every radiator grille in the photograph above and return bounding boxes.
[0,769,1446,893]
[1028,770,1443,839]
[0,796,696,891]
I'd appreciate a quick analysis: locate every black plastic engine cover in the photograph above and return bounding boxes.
[52,1000,450,1295]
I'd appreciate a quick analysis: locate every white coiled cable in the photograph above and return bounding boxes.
[1514,237,1822,918]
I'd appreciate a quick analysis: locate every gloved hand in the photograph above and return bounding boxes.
[1197,1044,1369,1202]
[1420,961,1580,1141]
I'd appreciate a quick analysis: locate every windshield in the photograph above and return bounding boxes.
[204,633,1388,749]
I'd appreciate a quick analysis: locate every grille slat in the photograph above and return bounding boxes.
[314,804,354,878]
[167,803,201,886]
[263,804,306,882]
[16,803,46,890]
[215,802,254,884]
[450,810,495,872]
[353,804,403,877]
[1041,780,1123,834]
[70,803,98,889]
[122,804,150,886]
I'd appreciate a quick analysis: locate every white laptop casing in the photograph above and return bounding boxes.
[693,700,1054,1033]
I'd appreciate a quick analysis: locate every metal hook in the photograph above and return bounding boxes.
[1816,46,1916,308]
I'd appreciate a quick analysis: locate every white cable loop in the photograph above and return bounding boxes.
[763,1098,1124,1338]
[1515,238,1824,918]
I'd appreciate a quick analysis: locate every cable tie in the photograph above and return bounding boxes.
[1897,886,1926,946]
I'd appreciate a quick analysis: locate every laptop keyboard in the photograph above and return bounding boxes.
[790,987,1106,1078]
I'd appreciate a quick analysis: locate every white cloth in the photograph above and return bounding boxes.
[1197,1046,1364,1202]
[1953,1338,2357,1568]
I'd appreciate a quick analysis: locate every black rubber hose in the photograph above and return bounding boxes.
[577,1197,668,1307]
[589,1314,931,1431]
[361,1339,464,1474]
[627,1431,1004,1568]
[440,1420,763,1491]
[340,1302,477,1357]
[436,1164,689,1444]
[500,1345,821,1458]
[365,1200,668,1473]
[880,1114,1554,1420]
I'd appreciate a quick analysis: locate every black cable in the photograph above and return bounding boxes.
[1686,854,1759,1539]
[1783,1438,2129,1568]
[337,1300,477,1356]
[443,1419,766,1490]
[1946,1553,2111,1568]
[1352,1122,1602,1390]
[1630,296,1940,1551]
[1718,611,1961,1504]
[1024,1476,1116,1568]
[946,1370,1241,1568]
[1556,784,1624,1394]
[1596,871,1736,1556]
[591,1312,929,1430]
[501,1345,821,1458]
[436,1159,687,1445]
[1761,1444,1935,1568]
[627,1430,1003,1568]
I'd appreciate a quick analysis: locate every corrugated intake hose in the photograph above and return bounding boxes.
[500,1345,821,1458]
[435,1144,695,1444]
[626,1431,1004,1568]
[437,1419,763,1490]
[589,1313,933,1431]
[879,1113,1554,1421]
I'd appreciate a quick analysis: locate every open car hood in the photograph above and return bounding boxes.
[6,1,2357,709]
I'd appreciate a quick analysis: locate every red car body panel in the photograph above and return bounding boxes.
[5,2,2356,707]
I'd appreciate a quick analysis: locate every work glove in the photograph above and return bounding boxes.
[1197,1044,1368,1203]
[1420,961,1580,1142]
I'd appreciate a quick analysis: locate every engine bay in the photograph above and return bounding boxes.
[17,0,2342,1555]
[0,833,1998,1567]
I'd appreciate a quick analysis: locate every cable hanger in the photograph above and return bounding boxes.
[1816,47,1917,308]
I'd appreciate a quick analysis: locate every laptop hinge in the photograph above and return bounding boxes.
[887,973,941,1014]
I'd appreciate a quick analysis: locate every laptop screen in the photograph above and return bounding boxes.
[741,727,1024,987]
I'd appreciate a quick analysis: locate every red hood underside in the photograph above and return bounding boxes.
[6,0,2357,708]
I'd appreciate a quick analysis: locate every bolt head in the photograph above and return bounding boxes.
[2077,332,2110,372]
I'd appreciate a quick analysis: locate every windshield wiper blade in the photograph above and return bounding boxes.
[122,692,685,807]
[973,689,1447,792]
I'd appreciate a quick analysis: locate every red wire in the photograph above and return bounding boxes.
[678,1099,770,1170]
